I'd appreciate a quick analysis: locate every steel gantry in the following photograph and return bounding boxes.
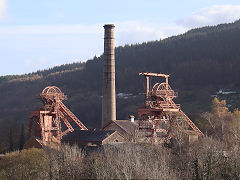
[138,72,204,144]
[28,86,87,145]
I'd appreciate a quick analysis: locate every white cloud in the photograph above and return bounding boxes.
[115,21,187,46]
[115,21,164,45]
[0,5,238,46]
[0,21,187,46]
[177,4,240,28]
[0,0,7,20]
[39,57,47,64]
[114,5,240,46]
[24,57,47,68]
[24,59,32,66]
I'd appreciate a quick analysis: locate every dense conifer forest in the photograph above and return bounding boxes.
[1,20,240,151]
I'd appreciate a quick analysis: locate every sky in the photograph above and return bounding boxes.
[1,0,240,75]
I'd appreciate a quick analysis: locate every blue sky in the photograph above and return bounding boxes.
[0,0,240,75]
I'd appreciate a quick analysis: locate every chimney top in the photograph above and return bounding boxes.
[104,24,115,28]
[129,115,135,123]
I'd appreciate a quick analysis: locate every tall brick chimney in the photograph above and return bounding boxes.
[102,24,116,128]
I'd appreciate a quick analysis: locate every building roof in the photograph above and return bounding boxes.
[62,130,119,142]
[111,120,138,135]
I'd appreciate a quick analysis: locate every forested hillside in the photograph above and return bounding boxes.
[1,20,240,150]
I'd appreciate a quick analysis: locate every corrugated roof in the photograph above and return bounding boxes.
[62,130,116,142]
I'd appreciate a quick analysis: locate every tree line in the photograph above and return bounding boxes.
[1,97,240,179]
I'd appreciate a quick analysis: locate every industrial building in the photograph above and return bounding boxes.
[25,24,203,149]
[62,130,125,148]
